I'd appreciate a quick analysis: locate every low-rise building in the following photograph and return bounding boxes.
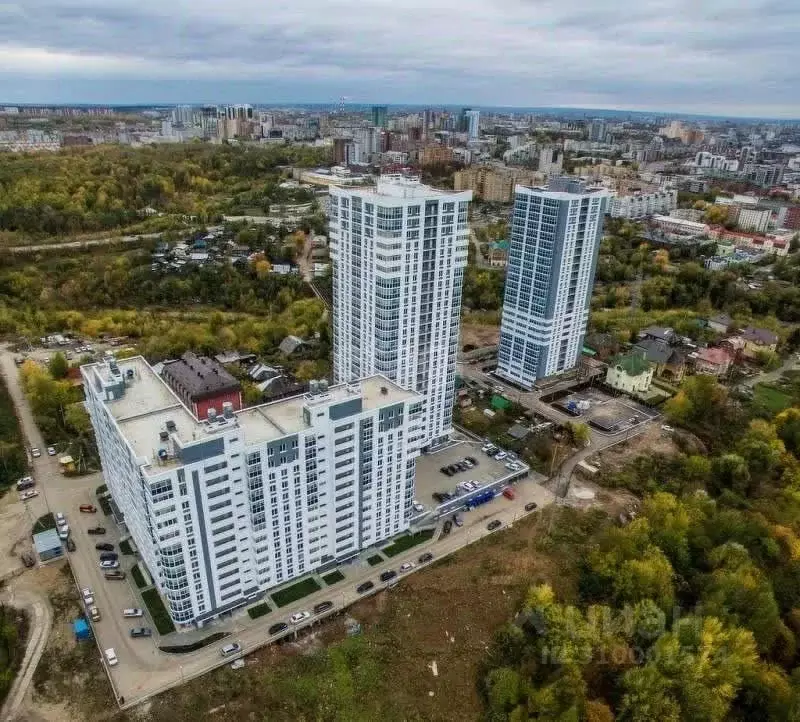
[706,314,733,335]
[651,215,710,239]
[605,352,653,394]
[740,327,779,358]
[488,240,509,267]
[161,352,242,421]
[692,347,733,377]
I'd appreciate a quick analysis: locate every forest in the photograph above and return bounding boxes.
[480,375,800,721]
[0,143,330,242]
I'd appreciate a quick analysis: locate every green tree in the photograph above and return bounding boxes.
[48,352,68,380]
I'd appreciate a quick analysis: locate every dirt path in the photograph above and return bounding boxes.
[0,588,53,722]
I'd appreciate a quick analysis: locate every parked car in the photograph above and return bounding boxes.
[269,622,288,635]
[220,642,241,657]
[440,466,453,476]
[79,504,97,513]
[487,520,502,531]
[442,520,452,535]
[122,608,143,618]
[88,527,106,535]
[95,543,114,552]
[31,448,41,459]
[130,627,152,638]
[400,562,415,572]
[452,514,464,528]
[89,605,101,622]
[99,560,119,569]
[20,490,39,501]
[20,553,35,568]
[104,648,118,666]
[465,456,478,466]
[462,459,474,469]
[432,492,452,503]
[16,476,34,491]
[58,526,70,540]
[47,446,56,456]
[380,570,397,583]
[524,502,538,512]
[290,611,310,624]
[99,552,118,561]
[314,601,334,614]
[55,512,66,526]
[412,502,425,513]
[104,570,126,581]
[81,588,94,605]
[418,552,434,564]
[494,452,508,461]
[356,581,374,594]
[502,488,516,501]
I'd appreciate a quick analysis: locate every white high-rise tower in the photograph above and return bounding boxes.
[496,178,609,389]
[329,176,472,449]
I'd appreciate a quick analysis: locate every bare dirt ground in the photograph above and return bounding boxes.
[460,324,499,349]
[584,424,679,477]
[0,492,34,581]
[15,505,622,722]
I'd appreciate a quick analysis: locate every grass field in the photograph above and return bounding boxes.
[753,383,793,413]
[322,570,345,585]
[271,577,322,608]
[131,564,148,589]
[141,588,176,635]
[366,554,384,566]
[247,602,271,620]
[119,539,134,555]
[382,530,435,558]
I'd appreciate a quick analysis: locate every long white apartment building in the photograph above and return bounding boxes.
[497,178,609,388]
[82,356,423,627]
[608,188,677,219]
[329,176,472,450]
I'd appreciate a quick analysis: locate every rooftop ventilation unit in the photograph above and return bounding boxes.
[380,386,388,395]
[222,402,234,419]
[309,380,320,395]
[319,379,329,393]
[207,408,217,422]
[159,431,169,441]
[165,420,177,432]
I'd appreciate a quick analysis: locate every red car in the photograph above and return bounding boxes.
[79,504,97,513]
[502,488,515,501]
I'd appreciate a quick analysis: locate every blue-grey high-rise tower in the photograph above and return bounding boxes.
[496,178,609,389]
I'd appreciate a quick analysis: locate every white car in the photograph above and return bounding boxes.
[400,562,415,572]
[81,588,94,605]
[122,608,143,618]
[104,648,118,666]
[290,611,311,624]
[412,503,425,513]
[58,526,70,540]
[661,425,674,432]
[99,559,119,569]
[47,446,56,456]
[55,512,66,525]
[20,490,39,501]
[31,448,41,458]
[494,452,508,461]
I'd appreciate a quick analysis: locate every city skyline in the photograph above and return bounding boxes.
[1,1,800,118]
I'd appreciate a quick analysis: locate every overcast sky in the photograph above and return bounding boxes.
[0,0,798,118]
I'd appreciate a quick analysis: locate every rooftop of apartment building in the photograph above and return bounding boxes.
[516,177,609,199]
[84,356,419,471]
[332,174,471,201]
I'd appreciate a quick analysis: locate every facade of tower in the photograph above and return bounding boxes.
[496,178,609,388]
[329,176,472,449]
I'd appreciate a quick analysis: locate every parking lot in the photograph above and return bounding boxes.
[552,387,660,434]
[414,439,544,516]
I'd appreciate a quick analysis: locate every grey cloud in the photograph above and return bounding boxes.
[0,0,798,116]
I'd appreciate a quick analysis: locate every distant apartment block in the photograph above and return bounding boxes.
[608,189,678,219]
[454,167,537,203]
[329,176,472,448]
[161,352,242,421]
[82,356,423,627]
[496,179,609,388]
